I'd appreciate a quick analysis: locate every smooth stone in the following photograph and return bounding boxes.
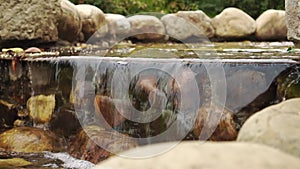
[176,11,215,38]
[105,14,131,39]
[76,4,107,41]
[0,127,64,153]
[24,47,42,53]
[212,7,256,39]
[161,11,214,41]
[238,98,300,158]
[94,141,300,169]
[127,15,166,41]
[255,10,287,40]
[57,0,82,42]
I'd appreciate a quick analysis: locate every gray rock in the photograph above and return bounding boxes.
[76,4,107,41]
[127,15,166,41]
[238,98,300,158]
[255,10,287,40]
[93,141,300,169]
[105,14,131,39]
[161,14,192,40]
[212,7,256,39]
[286,0,300,44]
[161,11,214,41]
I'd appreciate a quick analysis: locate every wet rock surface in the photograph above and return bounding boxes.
[68,125,138,164]
[225,69,267,112]
[94,141,300,169]
[27,94,56,125]
[193,104,237,141]
[0,100,18,129]
[50,104,81,138]
[0,127,64,153]
[0,157,32,168]
[276,66,300,100]
[238,98,300,158]
[94,95,127,128]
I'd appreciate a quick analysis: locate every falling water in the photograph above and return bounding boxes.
[0,42,300,167]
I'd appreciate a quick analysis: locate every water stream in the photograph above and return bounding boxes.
[0,42,299,168]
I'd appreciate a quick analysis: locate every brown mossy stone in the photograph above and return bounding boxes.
[0,158,32,168]
[0,127,64,153]
[94,95,127,128]
[277,67,300,100]
[27,94,56,124]
[193,104,237,141]
[50,104,81,138]
[68,125,138,164]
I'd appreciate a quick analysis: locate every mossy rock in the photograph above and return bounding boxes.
[277,67,300,100]
[0,127,64,153]
[0,158,32,169]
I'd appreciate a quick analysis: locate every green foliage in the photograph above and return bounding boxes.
[69,0,284,18]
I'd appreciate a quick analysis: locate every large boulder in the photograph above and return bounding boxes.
[161,11,214,41]
[0,0,81,47]
[0,0,60,47]
[286,0,300,44]
[94,141,300,169]
[238,98,300,158]
[212,7,256,39]
[255,10,287,40]
[0,127,64,153]
[127,15,166,41]
[105,14,131,40]
[75,4,107,41]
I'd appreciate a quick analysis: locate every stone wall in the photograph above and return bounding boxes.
[286,0,300,45]
[0,0,289,48]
